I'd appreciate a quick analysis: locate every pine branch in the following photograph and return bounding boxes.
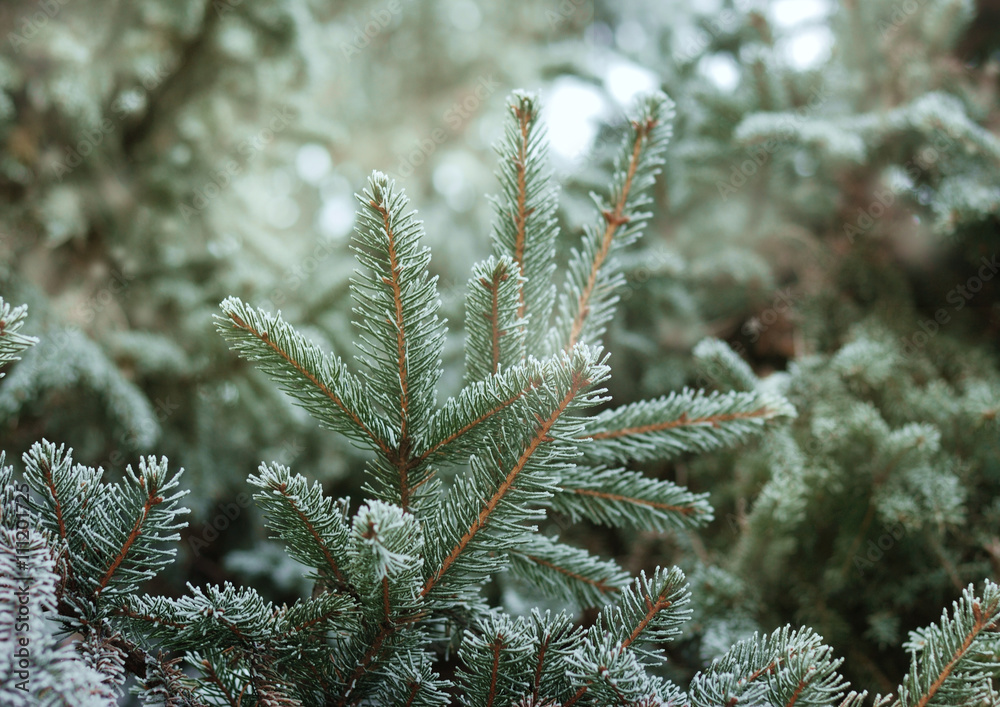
[79,457,188,611]
[421,346,610,602]
[23,441,98,558]
[367,650,450,706]
[550,465,713,531]
[248,463,354,593]
[420,357,545,465]
[693,337,759,393]
[489,91,560,353]
[689,626,852,707]
[23,443,188,615]
[564,567,690,706]
[216,297,394,455]
[352,171,446,509]
[579,388,795,465]
[464,255,527,380]
[506,534,629,608]
[522,611,584,705]
[458,612,536,707]
[0,297,38,378]
[336,501,429,705]
[553,92,675,352]
[894,581,1000,707]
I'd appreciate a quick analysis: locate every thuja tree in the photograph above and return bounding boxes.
[1,93,999,705]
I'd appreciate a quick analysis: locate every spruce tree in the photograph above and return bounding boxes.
[3,89,999,706]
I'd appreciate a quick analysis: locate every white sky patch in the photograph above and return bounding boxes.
[615,20,648,54]
[267,196,300,229]
[449,0,482,32]
[698,53,741,93]
[433,155,476,212]
[317,194,356,240]
[603,59,660,109]
[271,168,296,196]
[769,0,830,29]
[780,25,834,70]
[542,78,608,162]
[296,143,332,184]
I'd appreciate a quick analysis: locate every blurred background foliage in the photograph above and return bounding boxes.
[1,0,999,696]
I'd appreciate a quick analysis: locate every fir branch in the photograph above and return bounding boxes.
[352,171,446,509]
[367,650,450,706]
[553,92,675,352]
[550,466,713,531]
[579,388,795,465]
[134,652,206,707]
[249,463,354,593]
[420,346,609,602]
[564,568,690,706]
[894,581,1000,707]
[464,255,527,380]
[506,534,629,608]
[23,444,188,614]
[23,441,97,554]
[0,297,38,378]
[217,297,394,455]
[79,456,188,610]
[489,91,560,352]
[458,612,535,707]
[688,626,852,707]
[523,611,584,704]
[693,337,759,393]
[337,501,428,705]
[420,357,545,464]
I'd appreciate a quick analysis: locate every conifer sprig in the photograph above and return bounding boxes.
[507,534,630,608]
[550,465,713,531]
[688,626,852,707]
[894,581,1000,707]
[421,345,610,603]
[216,297,393,454]
[351,174,446,500]
[464,255,527,380]
[0,297,38,378]
[580,388,796,465]
[23,442,188,616]
[1,91,814,704]
[553,92,675,353]
[490,90,560,354]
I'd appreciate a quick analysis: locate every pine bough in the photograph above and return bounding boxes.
[1,92,997,706]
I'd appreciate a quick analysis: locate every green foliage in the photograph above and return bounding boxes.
[2,71,998,706]
[0,298,38,377]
